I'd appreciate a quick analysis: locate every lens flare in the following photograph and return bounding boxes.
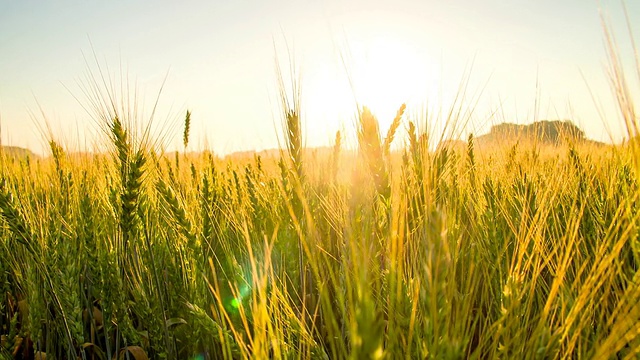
[230,298,241,309]
[228,284,251,311]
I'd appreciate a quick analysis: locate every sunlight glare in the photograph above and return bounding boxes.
[356,36,437,114]
[302,35,440,144]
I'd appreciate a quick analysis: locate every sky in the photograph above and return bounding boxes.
[0,0,638,155]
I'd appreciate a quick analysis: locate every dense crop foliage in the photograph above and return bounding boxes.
[1,11,639,358]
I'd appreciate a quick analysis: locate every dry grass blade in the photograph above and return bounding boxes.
[119,346,148,360]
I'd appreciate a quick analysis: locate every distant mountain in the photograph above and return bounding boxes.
[225,148,282,160]
[1,146,37,159]
[225,146,338,161]
[475,120,603,146]
[225,121,604,159]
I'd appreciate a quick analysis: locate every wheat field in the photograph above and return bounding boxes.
[1,19,639,360]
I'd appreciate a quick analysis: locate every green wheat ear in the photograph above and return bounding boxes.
[467,133,476,185]
[184,110,191,149]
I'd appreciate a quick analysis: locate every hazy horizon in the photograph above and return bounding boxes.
[1,0,638,156]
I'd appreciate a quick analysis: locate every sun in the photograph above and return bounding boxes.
[352,36,437,107]
[349,35,440,124]
[300,34,440,143]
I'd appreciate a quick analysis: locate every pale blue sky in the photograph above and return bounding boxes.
[0,0,638,155]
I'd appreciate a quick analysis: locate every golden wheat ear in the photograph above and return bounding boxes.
[383,103,406,157]
[358,106,389,198]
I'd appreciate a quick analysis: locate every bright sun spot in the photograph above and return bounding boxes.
[353,36,438,119]
[300,34,441,143]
